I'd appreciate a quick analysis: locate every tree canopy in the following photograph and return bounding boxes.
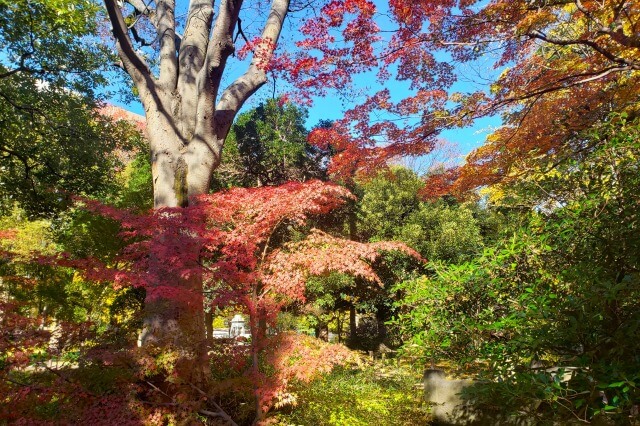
[0,0,141,216]
[212,99,326,189]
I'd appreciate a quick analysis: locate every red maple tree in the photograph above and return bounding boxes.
[22,180,419,423]
[402,0,640,194]
[272,1,639,191]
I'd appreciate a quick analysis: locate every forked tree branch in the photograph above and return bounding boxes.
[104,0,154,92]
[216,0,290,121]
[201,0,244,109]
[190,0,244,148]
[179,0,215,80]
[175,0,215,138]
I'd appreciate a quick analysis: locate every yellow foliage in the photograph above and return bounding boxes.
[0,205,58,257]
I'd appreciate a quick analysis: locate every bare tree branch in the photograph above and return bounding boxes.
[526,30,633,67]
[189,383,239,426]
[125,0,155,21]
[234,17,250,44]
[200,0,243,112]
[216,0,290,119]
[157,0,178,89]
[130,25,155,47]
[176,0,215,139]
[104,0,155,93]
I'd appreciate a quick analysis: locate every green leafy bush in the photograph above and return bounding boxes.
[394,116,640,422]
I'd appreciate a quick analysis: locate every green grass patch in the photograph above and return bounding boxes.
[273,364,430,425]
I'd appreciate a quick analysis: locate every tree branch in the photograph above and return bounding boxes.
[104,0,155,91]
[125,0,155,22]
[188,383,239,426]
[575,0,640,49]
[181,0,245,196]
[0,90,41,113]
[156,0,178,89]
[199,0,244,113]
[234,17,250,44]
[527,30,633,67]
[130,25,155,47]
[493,65,633,113]
[145,380,174,401]
[179,0,214,80]
[0,51,34,79]
[0,67,24,80]
[216,0,290,122]
[176,0,215,139]
[574,0,605,28]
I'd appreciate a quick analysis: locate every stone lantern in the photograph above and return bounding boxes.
[229,314,246,338]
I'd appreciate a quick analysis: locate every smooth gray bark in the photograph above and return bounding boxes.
[106,0,289,205]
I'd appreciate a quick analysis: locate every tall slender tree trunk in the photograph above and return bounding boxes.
[348,188,359,344]
[205,311,214,344]
[139,124,216,382]
[349,304,357,341]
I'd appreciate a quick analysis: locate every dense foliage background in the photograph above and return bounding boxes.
[1,0,639,424]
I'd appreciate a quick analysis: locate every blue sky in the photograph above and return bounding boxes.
[293,0,502,160]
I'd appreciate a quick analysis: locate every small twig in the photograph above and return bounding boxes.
[234,18,250,45]
[3,376,36,388]
[145,380,173,401]
[199,409,225,417]
[555,396,590,423]
[188,383,239,426]
[141,400,178,406]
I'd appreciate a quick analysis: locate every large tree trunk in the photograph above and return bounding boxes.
[139,125,216,382]
[104,0,290,385]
